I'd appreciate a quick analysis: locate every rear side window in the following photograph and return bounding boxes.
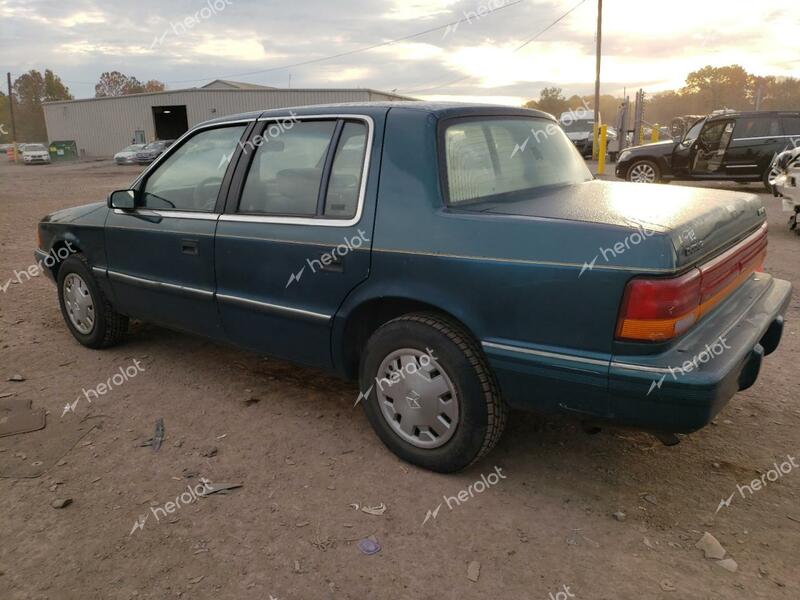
[238,119,369,219]
[781,117,800,135]
[443,117,592,205]
[324,122,368,219]
[239,121,336,216]
[734,117,781,139]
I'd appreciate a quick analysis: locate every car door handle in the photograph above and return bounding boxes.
[181,240,199,255]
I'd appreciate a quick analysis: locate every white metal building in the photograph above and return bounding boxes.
[42,81,414,157]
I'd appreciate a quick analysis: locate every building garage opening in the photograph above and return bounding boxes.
[152,105,188,141]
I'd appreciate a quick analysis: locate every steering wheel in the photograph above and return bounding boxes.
[193,178,222,211]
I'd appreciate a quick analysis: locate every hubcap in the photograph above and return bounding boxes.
[629,163,657,183]
[63,273,95,335]
[375,348,459,449]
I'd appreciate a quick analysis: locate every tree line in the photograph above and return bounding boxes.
[1,71,166,143]
[524,65,800,128]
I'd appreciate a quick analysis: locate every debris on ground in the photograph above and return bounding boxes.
[139,418,165,450]
[198,482,242,497]
[612,511,627,522]
[199,446,218,458]
[717,558,738,573]
[695,532,726,560]
[659,579,676,592]
[467,560,480,582]
[7,375,25,382]
[357,537,381,555]
[360,503,387,516]
[51,498,72,509]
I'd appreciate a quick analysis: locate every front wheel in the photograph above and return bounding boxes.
[359,313,507,473]
[57,255,128,348]
[627,159,661,183]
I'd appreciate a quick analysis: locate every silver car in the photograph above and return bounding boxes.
[114,144,146,165]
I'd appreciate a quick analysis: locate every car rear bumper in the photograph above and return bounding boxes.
[483,273,791,433]
[607,273,791,432]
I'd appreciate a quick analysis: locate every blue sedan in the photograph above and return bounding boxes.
[35,103,792,472]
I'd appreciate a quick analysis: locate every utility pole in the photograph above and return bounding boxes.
[592,0,603,159]
[6,72,18,162]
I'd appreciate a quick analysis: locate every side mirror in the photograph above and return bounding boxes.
[108,189,136,210]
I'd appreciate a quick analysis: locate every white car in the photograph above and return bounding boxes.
[114,144,146,165]
[22,143,51,165]
[769,147,800,232]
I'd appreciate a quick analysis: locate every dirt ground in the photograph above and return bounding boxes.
[0,159,798,600]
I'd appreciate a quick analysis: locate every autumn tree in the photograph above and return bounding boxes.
[11,69,73,142]
[95,72,164,97]
[681,65,752,111]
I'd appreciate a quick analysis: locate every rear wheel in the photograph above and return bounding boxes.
[57,255,128,348]
[627,159,660,183]
[359,313,507,473]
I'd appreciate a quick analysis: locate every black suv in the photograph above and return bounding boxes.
[616,111,800,189]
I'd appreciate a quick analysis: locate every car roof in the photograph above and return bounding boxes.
[199,101,555,127]
[707,110,800,122]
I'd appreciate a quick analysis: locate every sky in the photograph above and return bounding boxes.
[1,0,798,105]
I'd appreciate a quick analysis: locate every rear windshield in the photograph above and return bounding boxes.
[561,119,594,133]
[442,117,592,205]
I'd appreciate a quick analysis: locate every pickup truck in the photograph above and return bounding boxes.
[35,103,792,472]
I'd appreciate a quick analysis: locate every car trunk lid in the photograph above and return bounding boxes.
[475,180,766,271]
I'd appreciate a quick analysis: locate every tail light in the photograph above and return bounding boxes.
[616,224,768,342]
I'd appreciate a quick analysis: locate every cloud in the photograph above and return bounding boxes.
[2,0,797,106]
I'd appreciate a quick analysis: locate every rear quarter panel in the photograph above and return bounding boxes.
[334,107,677,418]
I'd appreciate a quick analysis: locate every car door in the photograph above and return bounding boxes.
[214,112,381,369]
[105,122,251,338]
[724,116,783,178]
[689,120,734,176]
[670,118,705,178]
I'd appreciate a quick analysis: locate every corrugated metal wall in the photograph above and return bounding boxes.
[43,89,412,157]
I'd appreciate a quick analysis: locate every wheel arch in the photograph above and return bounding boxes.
[333,295,481,380]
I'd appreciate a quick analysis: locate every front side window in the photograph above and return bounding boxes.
[682,119,705,146]
[142,126,246,212]
[443,117,592,205]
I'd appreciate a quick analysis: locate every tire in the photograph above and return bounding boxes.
[626,159,661,183]
[57,254,128,348]
[358,312,507,473]
[764,165,777,193]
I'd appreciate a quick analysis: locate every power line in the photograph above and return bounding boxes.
[400,0,589,94]
[136,0,527,87]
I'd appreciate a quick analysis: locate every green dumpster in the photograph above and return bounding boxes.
[49,140,78,162]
